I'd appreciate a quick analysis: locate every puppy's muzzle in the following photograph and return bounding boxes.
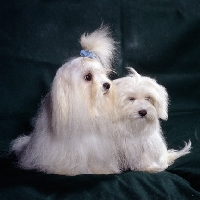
[102,82,111,93]
[138,109,147,117]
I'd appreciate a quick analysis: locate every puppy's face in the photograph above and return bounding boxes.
[113,77,156,122]
[113,70,168,123]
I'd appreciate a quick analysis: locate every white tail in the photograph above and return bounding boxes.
[167,140,191,165]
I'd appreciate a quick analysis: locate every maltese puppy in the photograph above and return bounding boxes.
[113,68,191,173]
[11,26,120,175]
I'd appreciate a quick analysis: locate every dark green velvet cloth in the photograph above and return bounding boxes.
[0,0,200,199]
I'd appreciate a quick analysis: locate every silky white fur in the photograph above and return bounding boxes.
[11,27,119,175]
[113,68,191,172]
[80,25,116,70]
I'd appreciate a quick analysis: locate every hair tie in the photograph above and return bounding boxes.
[80,50,94,59]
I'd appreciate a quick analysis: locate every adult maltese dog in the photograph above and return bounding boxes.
[11,26,120,175]
[113,68,191,173]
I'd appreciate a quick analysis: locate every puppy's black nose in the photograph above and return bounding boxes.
[103,82,110,90]
[138,110,147,117]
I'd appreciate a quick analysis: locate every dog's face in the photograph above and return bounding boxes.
[66,57,112,95]
[113,68,168,123]
[51,57,113,134]
[60,57,113,107]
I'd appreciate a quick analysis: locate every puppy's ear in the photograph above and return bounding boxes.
[51,68,69,134]
[126,67,141,81]
[126,67,139,76]
[154,83,169,120]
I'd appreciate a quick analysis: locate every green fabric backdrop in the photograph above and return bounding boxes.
[0,0,200,199]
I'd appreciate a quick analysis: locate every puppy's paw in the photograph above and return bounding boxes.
[142,163,165,173]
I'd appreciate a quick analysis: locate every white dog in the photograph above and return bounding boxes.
[113,68,191,173]
[11,26,120,175]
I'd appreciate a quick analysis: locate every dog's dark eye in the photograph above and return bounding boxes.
[145,97,151,101]
[84,73,92,81]
[129,97,135,101]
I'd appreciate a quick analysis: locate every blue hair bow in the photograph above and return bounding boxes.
[80,50,94,59]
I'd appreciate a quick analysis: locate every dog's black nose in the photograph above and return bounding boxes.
[103,82,110,90]
[138,110,147,117]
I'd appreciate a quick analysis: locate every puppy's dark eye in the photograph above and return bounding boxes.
[145,97,151,101]
[84,73,92,81]
[129,97,135,101]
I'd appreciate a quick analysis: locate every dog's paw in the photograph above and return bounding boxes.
[142,163,166,173]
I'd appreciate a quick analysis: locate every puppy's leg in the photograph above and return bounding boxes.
[143,156,169,173]
[143,163,164,173]
[88,156,120,174]
[139,151,168,173]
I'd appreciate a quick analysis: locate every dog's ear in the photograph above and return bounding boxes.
[126,67,139,76]
[126,67,141,81]
[153,83,169,120]
[51,67,69,134]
